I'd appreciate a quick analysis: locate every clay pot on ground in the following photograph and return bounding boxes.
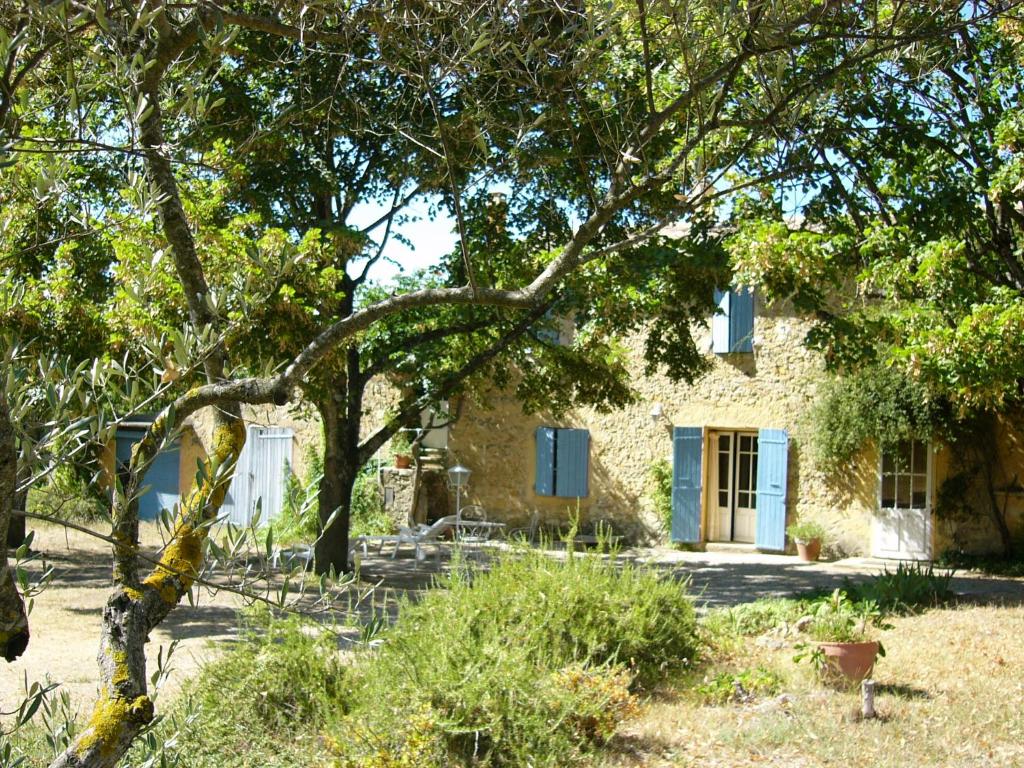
[394,454,412,469]
[818,640,880,684]
[795,537,822,562]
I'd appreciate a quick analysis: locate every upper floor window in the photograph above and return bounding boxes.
[712,287,754,354]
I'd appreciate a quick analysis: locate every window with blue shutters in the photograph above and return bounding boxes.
[535,427,589,497]
[711,287,755,354]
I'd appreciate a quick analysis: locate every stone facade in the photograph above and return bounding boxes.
[443,296,1021,557]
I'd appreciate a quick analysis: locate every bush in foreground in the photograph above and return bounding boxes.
[329,549,698,767]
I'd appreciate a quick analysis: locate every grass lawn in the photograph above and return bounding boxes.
[605,604,1024,768]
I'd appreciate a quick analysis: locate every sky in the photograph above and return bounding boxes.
[347,195,458,285]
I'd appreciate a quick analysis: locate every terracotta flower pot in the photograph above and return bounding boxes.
[818,640,879,683]
[796,537,822,562]
[394,454,412,469]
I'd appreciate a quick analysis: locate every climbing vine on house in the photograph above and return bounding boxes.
[807,365,947,472]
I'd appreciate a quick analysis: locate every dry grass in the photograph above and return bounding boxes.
[603,604,1024,768]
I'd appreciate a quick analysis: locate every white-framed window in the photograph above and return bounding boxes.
[880,439,930,510]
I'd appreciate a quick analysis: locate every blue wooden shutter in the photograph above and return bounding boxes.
[115,429,180,521]
[711,288,731,354]
[729,288,755,353]
[535,427,556,495]
[755,428,788,551]
[671,427,703,543]
[555,429,590,497]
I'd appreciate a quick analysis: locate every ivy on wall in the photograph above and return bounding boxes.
[808,365,947,472]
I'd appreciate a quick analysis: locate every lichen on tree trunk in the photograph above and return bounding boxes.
[50,409,246,768]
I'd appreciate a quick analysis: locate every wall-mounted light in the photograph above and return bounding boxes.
[650,402,672,429]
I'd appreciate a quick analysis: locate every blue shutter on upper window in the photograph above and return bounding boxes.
[712,287,755,354]
[555,428,589,497]
[535,427,556,495]
[671,427,703,543]
[711,288,731,354]
[729,288,755,353]
[755,428,788,551]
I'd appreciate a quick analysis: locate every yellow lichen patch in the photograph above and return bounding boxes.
[76,693,153,760]
[123,586,143,602]
[142,523,204,604]
[110,650,131,687]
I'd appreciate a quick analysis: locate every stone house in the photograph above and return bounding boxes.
[437,287,1024,558]
[105,287,1024,559]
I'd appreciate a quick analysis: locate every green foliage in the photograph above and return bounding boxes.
[841,563,955,615]
[785,520,827,544]
[808,365,944,471]
[350,465,393,539]
[26,469,107,523]
[647,458,673,534]
[937,549,1024,578]
[696,667,784,705]
[702,598,812,639]
[802,590,891,644]
[190,608,349,731]
[388,430,412,456]
[330,549,699,766]
[139,608,350,768]
[272,459,321,545]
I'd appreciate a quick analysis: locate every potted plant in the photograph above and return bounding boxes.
[786,520,827,562]
[795,589,892,685]
[391,431,413,469]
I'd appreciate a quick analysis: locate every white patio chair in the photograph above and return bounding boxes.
[391,515,458,563]
[507,510,541,545]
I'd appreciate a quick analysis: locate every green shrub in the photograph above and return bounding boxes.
[27,467,108,523]
[350,465,393,538]
[193,608,348,729]
[702,598,811,638]
[802,589,891,644]
[785,520,827,543]
[937,549,1024,577]
[696,666,784,705]
[647,458,673,533]
[808,366,943,471]
[273,458,321,544]
[842,562,955,614]
[144,608,351,767]
[330,549,698,766]
[273,454,394,544]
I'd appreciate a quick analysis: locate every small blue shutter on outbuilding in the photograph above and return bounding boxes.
[114,429,180,521]
[535,427,556,495]
[755,428,788,551]
[555,428,589,497]
[671,427,703,543]
[729,288,755,353]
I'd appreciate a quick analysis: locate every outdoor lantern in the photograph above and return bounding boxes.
[448,464,472,522]
[649,402,664,423]
[447,464,471,489]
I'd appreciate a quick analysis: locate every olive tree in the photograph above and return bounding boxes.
[0,2,1012,766]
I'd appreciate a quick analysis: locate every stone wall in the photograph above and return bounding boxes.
[446,297,924,554]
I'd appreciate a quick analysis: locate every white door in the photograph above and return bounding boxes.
[873,440,931,559]
[221,427,294,527]
[712,431,758,544]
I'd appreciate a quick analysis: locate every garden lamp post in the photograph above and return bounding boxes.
[447,464,471,522]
